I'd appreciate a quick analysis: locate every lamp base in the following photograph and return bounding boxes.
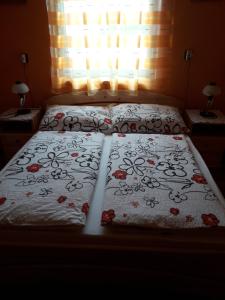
[16,108,31,116]
[199,111,217,119]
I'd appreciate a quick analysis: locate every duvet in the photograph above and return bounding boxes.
[0,131,104,226]
[102,133,225,228]
[1,130,225,229]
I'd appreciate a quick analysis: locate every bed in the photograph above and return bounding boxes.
[0,91,225,295]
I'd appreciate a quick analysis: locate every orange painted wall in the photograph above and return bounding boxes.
[169,0,225,112]
[0,0,224,112]
[0,1,51,111]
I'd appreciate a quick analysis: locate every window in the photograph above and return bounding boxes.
[46,0,173,95]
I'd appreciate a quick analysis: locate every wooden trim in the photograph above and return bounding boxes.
[46,90,183,110]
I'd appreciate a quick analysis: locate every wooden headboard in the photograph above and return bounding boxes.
[46,90,184,110]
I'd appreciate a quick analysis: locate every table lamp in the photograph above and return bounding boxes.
[11,81,30,115]
[200,82,221,118]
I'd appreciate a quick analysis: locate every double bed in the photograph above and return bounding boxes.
[0,91,225,294]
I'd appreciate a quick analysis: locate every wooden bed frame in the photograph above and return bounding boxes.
[46,90,184,109]
[1,226,225,295]
[1,91,225,296]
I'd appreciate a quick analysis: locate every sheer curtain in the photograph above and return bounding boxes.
[46,0,174,95]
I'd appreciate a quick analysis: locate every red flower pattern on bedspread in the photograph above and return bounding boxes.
[104,118,112,125]
[57,196,67,204]
[170,208,179,215]
[186,215,194,223]
[71,152,79,157]
[147,159,155,165]
[131,201,140,208]
[191,174,207,184]
[172,136,183,140]
[68,202,76,208]
[102,209,115,225]
[54,112,65,120]
[130,123,137,131]
[0,197,6,205]
[82,202,89,215]
[112,170,127,180]
[26,192,33,197]
[202,213,219,227]
[26,164,42,173]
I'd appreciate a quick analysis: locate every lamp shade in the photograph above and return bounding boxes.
[11,81,29,94]
[202,82,221,97]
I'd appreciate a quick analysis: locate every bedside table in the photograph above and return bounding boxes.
[0,108,42,168]
[184,109,225,170]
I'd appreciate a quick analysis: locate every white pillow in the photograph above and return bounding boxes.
[39,105,112,134]
[111,103,189,134]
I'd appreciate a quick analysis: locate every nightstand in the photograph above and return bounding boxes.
[0,108,41,168]
[184,109,225,170]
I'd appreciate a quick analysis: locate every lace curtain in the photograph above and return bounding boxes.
[46,0,174,95]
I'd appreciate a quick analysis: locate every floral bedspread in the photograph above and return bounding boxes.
[0,131,104,226]
[102,133,225,228]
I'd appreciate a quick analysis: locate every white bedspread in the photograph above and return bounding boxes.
[102,133,225,228]
[0,131,104,226]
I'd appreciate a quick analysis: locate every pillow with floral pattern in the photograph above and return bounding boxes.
[111,103,189,134]
[39,105,112,134]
